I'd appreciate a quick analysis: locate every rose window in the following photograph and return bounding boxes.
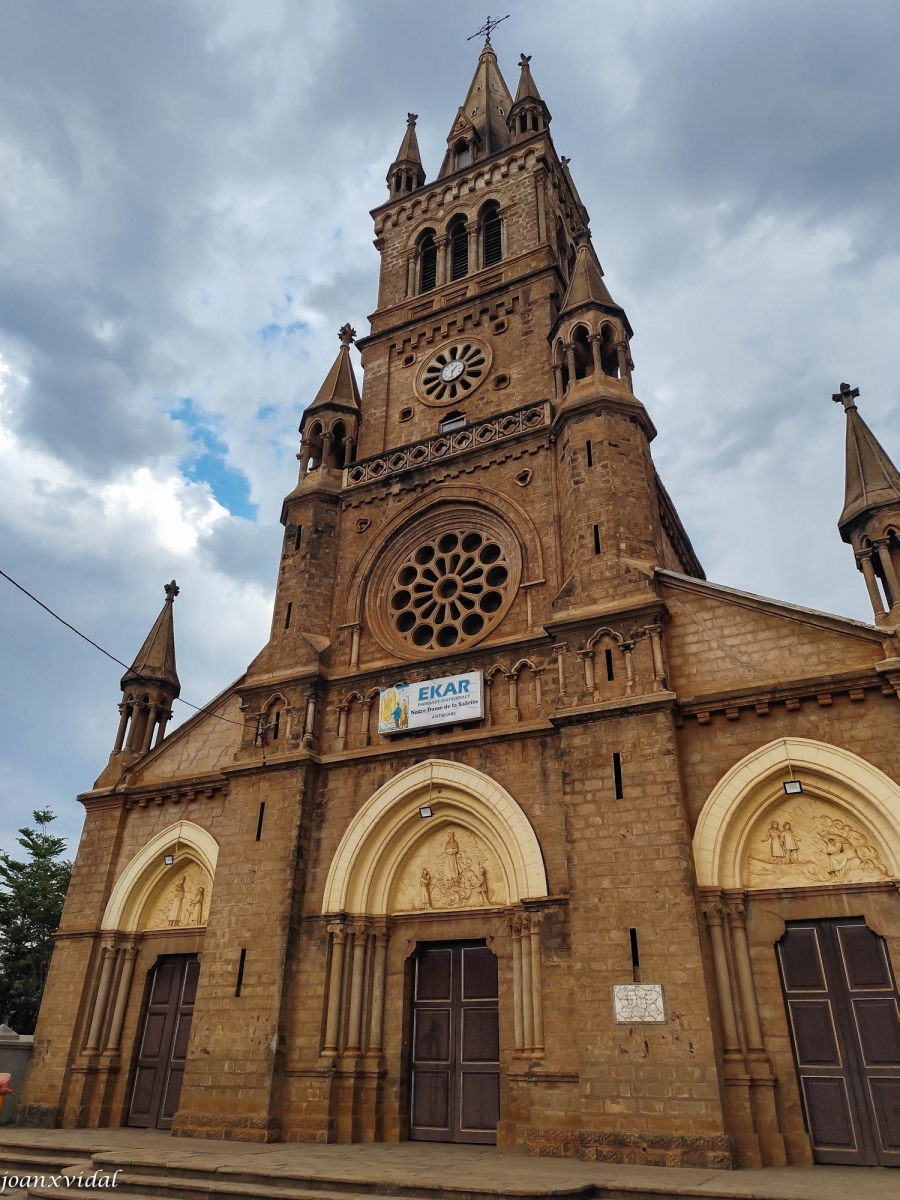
[388,530,512,652]
[415,339,491,406]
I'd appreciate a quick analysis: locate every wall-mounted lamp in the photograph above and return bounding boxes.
[418,805,434,819]
[163,853,175,866]
[783,780,803,796]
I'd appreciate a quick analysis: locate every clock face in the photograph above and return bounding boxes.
[440,359,465,383]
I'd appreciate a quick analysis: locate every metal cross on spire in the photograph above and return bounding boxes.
[832,381,860,412]
[467,14,509,44]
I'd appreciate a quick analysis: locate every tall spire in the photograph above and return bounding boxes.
[508,52,552,144]
[96,582,181,784]
[833,383,900,531]
[832,383,900,627]
[387,113,425,198]
[306,324,361,417]
[121,580,180,694]
[438,41,514,177]
[559,243,617,314]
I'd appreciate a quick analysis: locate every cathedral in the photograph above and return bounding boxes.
[19,40,900,1170]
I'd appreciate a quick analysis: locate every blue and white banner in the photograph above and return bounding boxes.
[378,671,483,734]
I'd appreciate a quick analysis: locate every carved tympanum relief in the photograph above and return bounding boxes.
[390,824,506,913]
[143,861,212,930]
[744,796,890,888]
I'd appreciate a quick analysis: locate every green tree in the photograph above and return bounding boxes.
[0,809,72,1033]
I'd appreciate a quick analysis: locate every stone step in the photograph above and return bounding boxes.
[28,1175,412,1200]
[4,1159,93,1198]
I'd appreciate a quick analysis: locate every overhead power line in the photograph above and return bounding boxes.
[0,567,245,727]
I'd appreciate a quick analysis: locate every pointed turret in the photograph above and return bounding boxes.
[438,40,513,177]
[387,113,426,198]
[551,242,635,390]
[298,323,361,476]
[833,382,900,626]
[95,582,181,785]
[508,53,552,143]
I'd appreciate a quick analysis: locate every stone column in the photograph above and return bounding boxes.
[858,552,887,619]
[468,221,480,273]
[588,332,603,377]
[360,698,372,746]
[335,705,349,752]
[302,686,317,749]
[507,917,524,1053]
[505,673,519,723]
[484,676,494,726]
[551,363,564,400]
[875,539,900,614]
[323,925,348,1055]
[154,710,170,746]
[553,643,567,702]
[703,905,741,1058]
[367,929,390,1057]
[648,621,667,690]
[728,904,764,1052]
[85,942,117,1054]
[520,919,534,1053]
[140,704,158,753]
[113,704,130,753]
[104,944,138,1054]
[345,925,368,1055]
[578,649,595,694]
[564,343,576,389]
[621,642,636,696]
[528,914,545,1055]
[436,235,449,287]
[533,668,544,708]
[349,624,362,671]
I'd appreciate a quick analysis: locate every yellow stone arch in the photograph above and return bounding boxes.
[693,737,900,890]
[322,759,548,915]
[101,820,219,932]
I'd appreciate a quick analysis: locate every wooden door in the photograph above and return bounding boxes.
[409,942,500,1144]
[778,918,900,1166]
[127,955,200,1129]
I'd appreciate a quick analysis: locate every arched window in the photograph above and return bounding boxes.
[599,324,619,378]
[455,139,470,170]
[331,421,347,470]
[449,218,469,281]
[419,232,437,294]
[306,422,324,472]
[482,204,502,268]
[572,326,593,380]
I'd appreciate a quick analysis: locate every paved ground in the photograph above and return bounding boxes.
[0,1127,898,1199]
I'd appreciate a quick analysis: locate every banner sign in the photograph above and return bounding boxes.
[378,671,483,734]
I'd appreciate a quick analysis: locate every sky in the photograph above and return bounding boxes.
[1,0,899,858]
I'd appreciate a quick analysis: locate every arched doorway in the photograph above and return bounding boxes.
[694,738,900,1167]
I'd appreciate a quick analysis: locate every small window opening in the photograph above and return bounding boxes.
[331,421,347,470]
[450,220,469,281]
[613,752,624,800]
[255,802,266,842]
[235,948,247,997]
[272,711,281,741]
[573,325,593,380]
[593,524,602,555]
[284,602,292,630]
[586,439,593,467]
[455,140,470,169]
[530,111,539,132]
[420,233,437,293]
[600,323,620,378]
[605,648,614,681]
[629,927,641,983]
[439,410,466,433]
[294,525,303,550]
[482,206,502,267]
[399,406,414,422]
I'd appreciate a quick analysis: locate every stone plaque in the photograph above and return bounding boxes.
[613,983,667,1024]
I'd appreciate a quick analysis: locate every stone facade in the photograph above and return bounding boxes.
[19,42,900,1170]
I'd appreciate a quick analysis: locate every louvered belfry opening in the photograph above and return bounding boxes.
[482,206,502,268]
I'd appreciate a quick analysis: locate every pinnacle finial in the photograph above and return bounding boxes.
[338,323,356,347]
[164,580,179,601]
[518,53,531,68]
[407,113,418,126]
[833,382,860,412]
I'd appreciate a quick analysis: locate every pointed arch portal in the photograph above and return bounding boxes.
[322,759,547,915]
[693,737,900,890]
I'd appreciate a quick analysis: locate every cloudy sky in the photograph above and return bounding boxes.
[1,0,899,857]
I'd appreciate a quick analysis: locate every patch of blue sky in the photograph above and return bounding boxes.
[256,318,311,358]
[169,396,258,521]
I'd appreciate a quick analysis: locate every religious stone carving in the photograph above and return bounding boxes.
[744,796,890,888]
[144,860,213,930]
[390,824,506,913]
